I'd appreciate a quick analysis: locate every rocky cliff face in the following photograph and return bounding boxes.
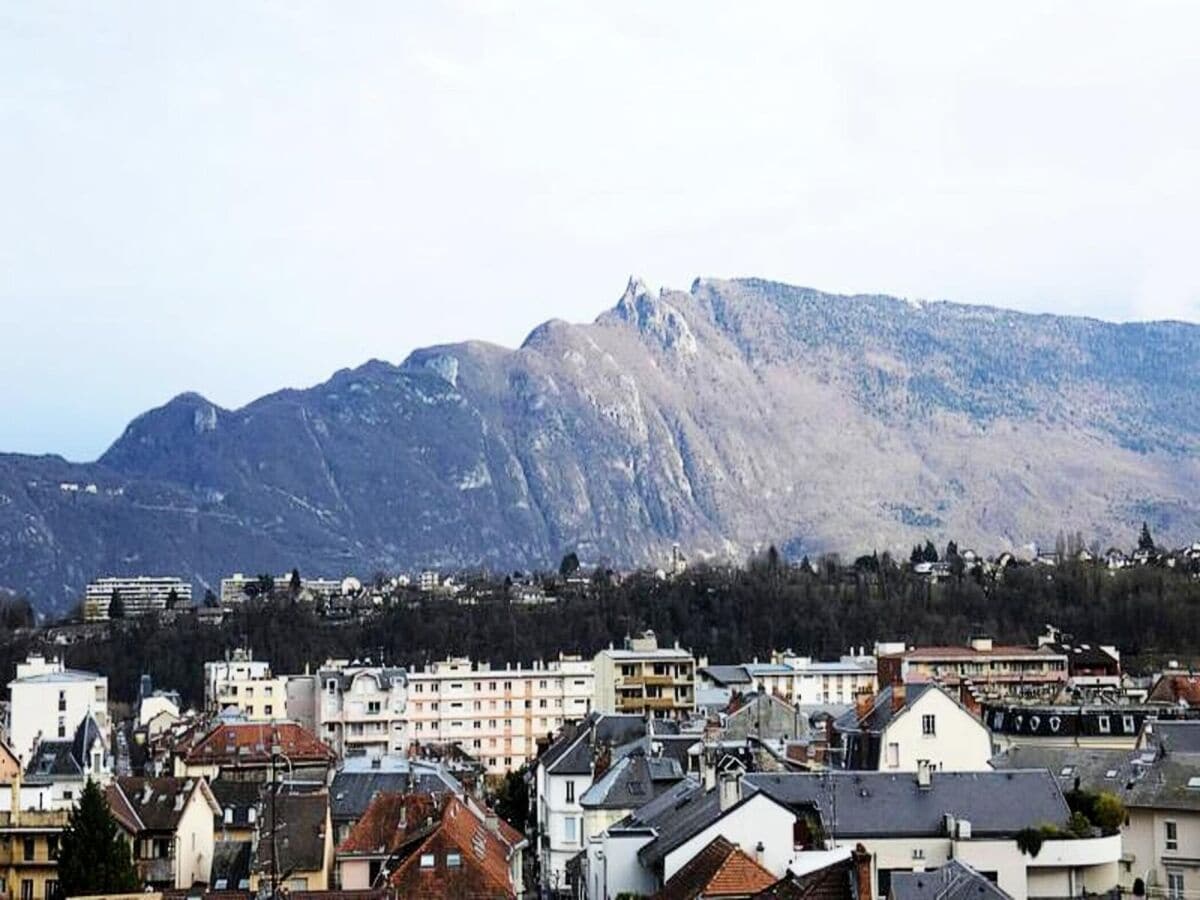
[3,277,1198,612]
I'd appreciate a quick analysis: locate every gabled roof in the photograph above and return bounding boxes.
[388,795,516,899]
[1148,675,1200,706]
[701,666,754,687]
[185,722,336,767]
[25,741,82,779]
[989,746,1138,796]
[834,684,936,736]
[541,713,649,777]
[752,854,858,900]
[337,792,441,857]
[108,777,221,833]
[253,788,331,875]
[743,770,1070,838]
[653,835,775,900]
[580,749,685,810]
[1144,720,1200,753]
[1123,752,1200,812]
[890,860,1012,900]
[210,779,263,828]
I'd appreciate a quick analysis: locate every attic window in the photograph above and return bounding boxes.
[1060,767,1074,776]
[1187,777,1200,790]
[420,853,435,869]
[447,852,462,868]
[1098,716,1111,734]
[1105,770,1118,779]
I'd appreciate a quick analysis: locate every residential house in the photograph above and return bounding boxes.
[6,655,108,768]
[751,848,872,900]
[594,633,696,719]
[23,715,111,809]
[984,703,1200,752]
[833,685,991,772]
[203,650,288,721]
[533,713,648,891]
[177,722,336,783]
[742,769,1121,900]
[652,835,776,899]
[579,748,687,848]
[250,787,334,893]
[738,653,876,707]
[330,755,462,846]
[106,776,220,890]
[0,806,70,900]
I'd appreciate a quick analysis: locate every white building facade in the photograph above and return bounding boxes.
[6,655,109,766]
[202,650,288,720]
[84,576,191,620]
[313,661,409,758]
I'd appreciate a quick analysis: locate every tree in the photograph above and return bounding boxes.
[256,573,276,598]
[491,766,530,833]
[1138,521,1156,553]
[57,779,140,896]
[108,589,125,619]
[922,540,939,563]
[559,552,580,579]
[203,588,219,608]
[289,568,302,595]
[1091,792,1127,834]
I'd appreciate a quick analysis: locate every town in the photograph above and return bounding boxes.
[2,530,1200,899]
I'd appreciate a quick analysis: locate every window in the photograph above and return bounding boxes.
[46,880,60,900]
[1167,820,1179,851]
[564,816,578,843]
[264,705,273,715]
[420,853,436,868]
[248,808,256,824]
[447,852,462,868]
[922,714,936,736]
[368,701,381,714]
[23,838,35,862]
[566,780,575,803]
[57,717,66,739]
[20,879,32,900]
[886,743,900,768]
[1170,873,1185,900]
[1123,714,1135,733]
[327,679,338,694]
[1098,715,1111,734]
[58,690,66,712]
[224,808,233,824]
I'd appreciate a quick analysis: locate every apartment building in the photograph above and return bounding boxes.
[6,655,109,767]
[406,655,594,774]
[83,576,191,620]
[738,651,877,705]
[877,637,1069,700]
[219,573,341,605]
[593,632,696,718]
[203,650,288,721]
[313,661,409,758]
[0,807,70,900]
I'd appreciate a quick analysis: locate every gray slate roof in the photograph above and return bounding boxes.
[1145,721,1200,755]
[743,770,1070,838]
[891,860,1012,900]
[989,746,1139,796]
[542,713,649,776]
[1123,752,1200,812]
[834,684,934,735]
[579,750,684,810]
[700,665,754,687]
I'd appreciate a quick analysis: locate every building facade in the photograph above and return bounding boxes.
[203,650,288,721]
[313,661,409,759]
[593,632,695,718]
[407,656,594,774]
[6,655,108,768]
[83,576,191,621]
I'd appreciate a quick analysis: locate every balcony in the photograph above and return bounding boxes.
[1022,834,1122,868]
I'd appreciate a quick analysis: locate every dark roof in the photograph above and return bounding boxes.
[890,861,1012,900]
[25,741,81,779]
[580,750,685,810]
[700,665,754,687]
[72,714,105,764]
[254,789,330,875]
[834,684,935,736]
[542,713,650,777]
[317,667,407,692]
[211,840,252,892]
[753,856,857,900]
[1145,721,1200,754]
[211,779,263,828]
[637,788,722,867]
[743,770,1070,838]
[186,722,336,768]
[653,835,775,900]
[989,746,1138,796]
[114,777,217,832]
[1123,752,1200,812]
[330,772,413,822]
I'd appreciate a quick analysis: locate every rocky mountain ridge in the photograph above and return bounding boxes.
[2,276,1198,612]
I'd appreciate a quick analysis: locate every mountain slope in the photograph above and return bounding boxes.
[2,277,1198,612]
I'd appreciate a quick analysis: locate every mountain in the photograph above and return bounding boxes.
[3,277,1199,613]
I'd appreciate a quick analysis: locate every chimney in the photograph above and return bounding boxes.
[852,843,873,900]
[891,684,907,714]
[854,690,874,723]
[486,812,500,833]
[718,770,741,812]
[755,841,765,866]
[917,759,932,790]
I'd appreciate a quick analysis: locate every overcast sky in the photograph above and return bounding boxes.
[3,2,1199,461]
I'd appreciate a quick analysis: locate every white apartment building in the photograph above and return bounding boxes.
[6,655,109,766]
[743,650,877,705]
[203,649,288,720]
[593,632,696,718]
[313,661,409,758]
[83,576,191,620]
[219,572,342,605]
[407,656,594,774]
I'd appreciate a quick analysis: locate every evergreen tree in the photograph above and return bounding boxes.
[1138,521,1156,552]
[559,552,580,578]
[57,779,140,896]
[922,540,939,563]
[108,589,125,619]
[289,568,302,595]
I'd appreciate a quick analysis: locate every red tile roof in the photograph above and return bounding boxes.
[389,795,516,899]
[184,722,336,767]
[654,835,776,900]
[1149,674,1200,706]
[336,792,441,856]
